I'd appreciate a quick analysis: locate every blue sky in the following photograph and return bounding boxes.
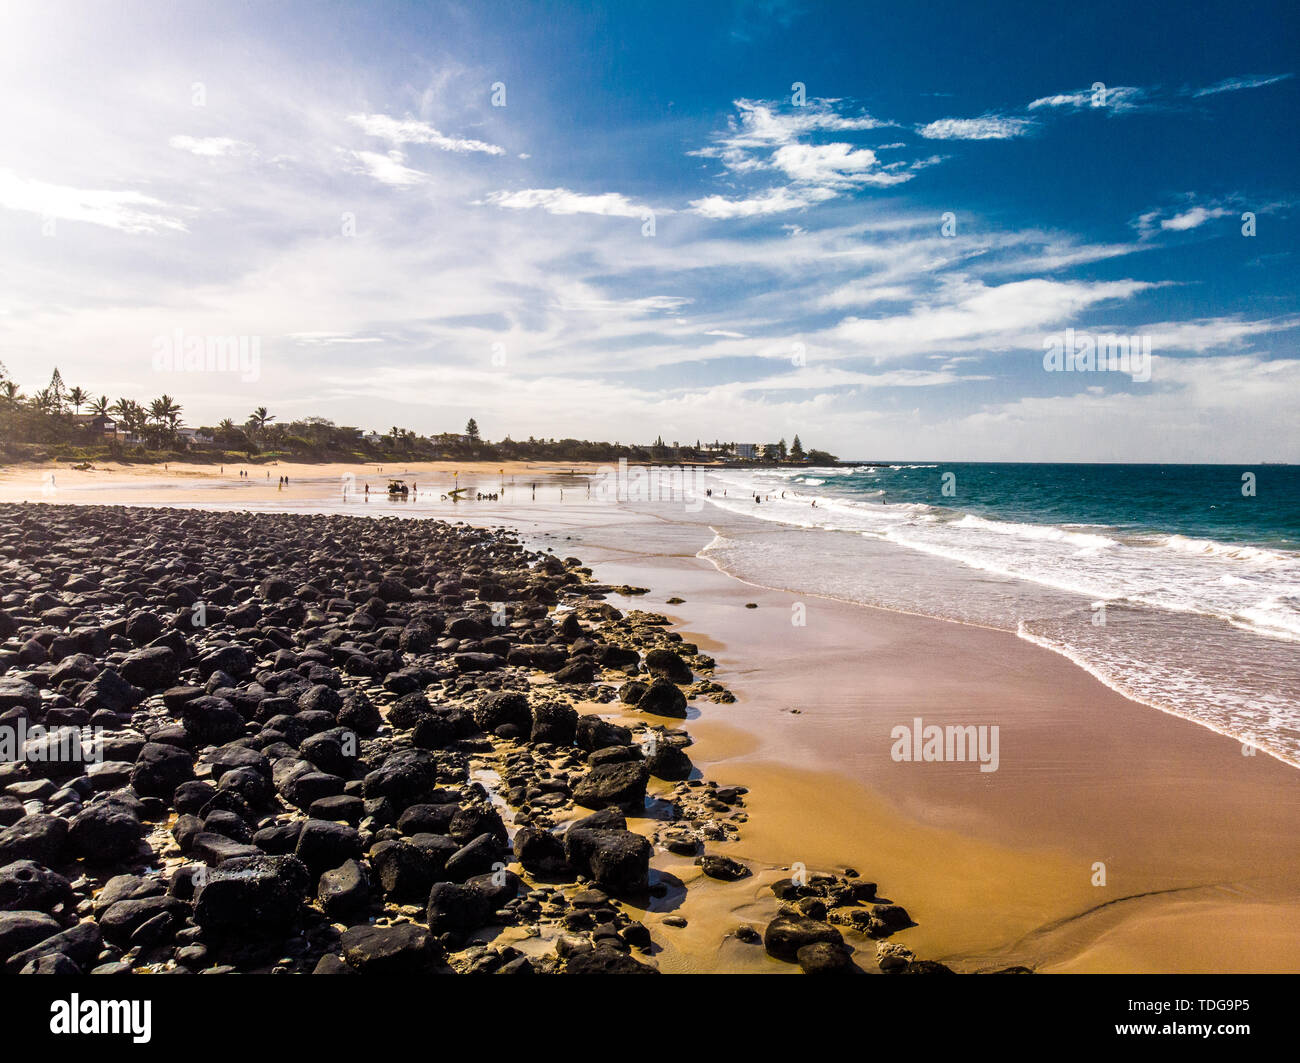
[0,0,1297,460]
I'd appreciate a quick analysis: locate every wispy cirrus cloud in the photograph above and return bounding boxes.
[0,168,186,233]
[348,113,504,155]
[346,149,429,187]
[484,187,660,217]
[1191,72,1292,97]
[1027,85,1146,112]
[689,185,834,218]
[168,135,255,158]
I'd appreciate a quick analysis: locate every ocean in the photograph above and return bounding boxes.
[701,463,1300,768]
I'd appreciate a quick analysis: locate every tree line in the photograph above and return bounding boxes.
[0,365,839,466]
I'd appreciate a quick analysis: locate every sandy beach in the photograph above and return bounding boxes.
[3,459,1295,973]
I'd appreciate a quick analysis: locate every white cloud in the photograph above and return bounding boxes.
[1159,206,1233,231]
[689,185,833,218]
[289,332,384,345]
[828,277,1156,359]
[485,187,656,217]
[348,113,504,155]
[1134,201,1239,237]
[771,142,910,188]
[916,115,1034,140]
[718,365,978,394]
[816,282,913,309]
[1027,86,1144,111]
[168,135,254,157]
[705,98,888,154]
[0,168,186,233]
[1191,73,1292,98]
[347,150,428,187]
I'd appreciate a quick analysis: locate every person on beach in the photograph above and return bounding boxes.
[364,483,369,499]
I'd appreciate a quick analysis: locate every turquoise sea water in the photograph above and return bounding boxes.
[702,463,1300,767]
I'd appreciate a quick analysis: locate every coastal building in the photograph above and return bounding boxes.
[176,427,214,448]
[70,413,117,439]
[735,443,757,460]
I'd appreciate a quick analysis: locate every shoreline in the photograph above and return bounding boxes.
[490,495,1300,973]
[2,470,1297,972]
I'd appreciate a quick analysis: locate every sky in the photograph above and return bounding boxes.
[0,0,1297,461]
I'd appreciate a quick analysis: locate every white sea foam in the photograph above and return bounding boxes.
[701,468,1300,766]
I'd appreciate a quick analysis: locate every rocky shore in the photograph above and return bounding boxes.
[0,502,941,974]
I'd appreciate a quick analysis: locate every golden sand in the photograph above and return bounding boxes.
[4,461,1297,973]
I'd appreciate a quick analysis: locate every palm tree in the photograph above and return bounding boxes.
[89,395,110,416]
[147,396,182,446]
[0,381,20,407]
[160,394,182,433]
[67,386,87,414]
[110,399,146,442]
[249,407,274,436]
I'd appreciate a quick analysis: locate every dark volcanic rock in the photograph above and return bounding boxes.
[763,912,844,962]
[573,761,649,811]
[530,701,578,745]
[635,678,688,718]
[0,911,61,963]
[318,859,370,921]
[193,854,310,933]
[698,853,750,881]
[513,826,571,878]
[0,861,75,914]
[130,743,195,798]
[565,948,658,974]
[341,923,438,973]
[120,645,181,689]
[0,815,69,867]
[564,827,652,894]
[646,741,693,780]
[575,715,632,752]
[67,803,145,862]
[473,690,531,733]
[644,647,693,684]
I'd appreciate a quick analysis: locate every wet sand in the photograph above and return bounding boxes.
[5,462,1298,972]
[497,504,1300,973]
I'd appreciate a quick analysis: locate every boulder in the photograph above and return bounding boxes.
[193,854,310,933]
[763,912,843,962]
[340,923,438,974]
[573,762,648,811]
[564,827,652,894]
[644,647,693,684]
[635,678,688,718]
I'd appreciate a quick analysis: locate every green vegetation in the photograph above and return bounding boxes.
[0,364,839,466]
